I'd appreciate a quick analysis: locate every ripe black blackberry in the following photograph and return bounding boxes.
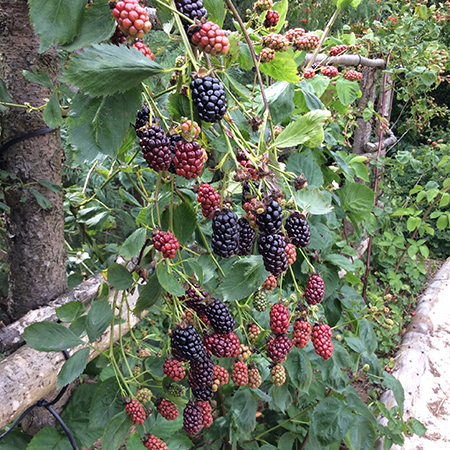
[135,104,150,137]
[257,200,283,234]
[211,208,239,258]
[285,212,310,247]
[139,126,172,172]
[237,217,256,256]
[168,133,183,174]
[204,299,235,334]
[188,351,214,389]
[174,0,208,28]
[171,323,204,361]
[183,401,203,435]
[192,387,213,401]
[183,283,208,313]
[191,76,227,123]
[258,234,289,276]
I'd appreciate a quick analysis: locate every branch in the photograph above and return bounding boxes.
[304,53,386,69]
[364,129,397,152]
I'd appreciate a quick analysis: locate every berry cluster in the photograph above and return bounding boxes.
[144,435,168,450]
[183,401,203,435]
[152,230,180,259]
[173,140,206,179]
[292,33,320,51]
[163,359,186,381]
[285,242,297,265]
[303,68,316,79]
[311,324,333,360]
[204,331,240,358]
[181,120,201,139]
[262,33,289,52]
[174,0,208,27]
[253,290,268,311]
[254,0,274,14]
[344,70,363,81]
[292,318,311,349]
[212,364,229,391]
[191,22,230,56]
[305,274,325,305]
[266,335,293,363]
[191,76,228,123]
[321,65,339,78]
[171,323,204,361]
[132,40,155,60]
[197,183,221,219]
[139,126,172,172]
[264,10,280,28]
[125,398,147,425]
[136,388,152,404]
[262,274,277,291]
[248,365,262,388]
[260,47,275,63]
[198,400,213,427]
[247,323,261,342]
[211,208,240,258]
[112,0,152,38]
[285,28,305,42]
[231,361,248,386]
[270,364,286,386]
[258,234,289,276]
[156,398,179,421]
[237,217,256,256]
[270,303,290,335]
[204,299,235,334]
[330,44,348,56]
[285,212,311,247]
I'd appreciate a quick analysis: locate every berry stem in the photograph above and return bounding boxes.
[154,0,195,25]
[289,265,304,297]
[195,223,226,278]
[154,173,163,227]
[298,248,315,273]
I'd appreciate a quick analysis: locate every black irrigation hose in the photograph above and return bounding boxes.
[0,350,78,450]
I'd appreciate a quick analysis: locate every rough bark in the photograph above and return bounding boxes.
[352,67,379,155]
[0,1,67,320]
[304,53,386,68]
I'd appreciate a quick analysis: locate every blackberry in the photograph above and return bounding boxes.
[262,274,277,291]
[152,230,180,259]
[256,200,283,234]
[144,435,168,450]
[266,335,293,363]
[292,318,311,349]
[171,324,204,361]
[198,400,213,427]
[285,242,297,265]
[192,386,213,401]
[303,68,315,79]
[263,10,280,28]
[305,274,325,305]
[248,365,262,389]
[163,359,186,381]
[253,290,268,312]
[269,303,290,335]
[191,22,230,56]
[125,398,146,425]
[212,365,229,391]
[258,234,289,276]
[237,217,256,256]
[112,0,152,38]
[173,139,205,179]
[188,351,214,389]
[135,104,150,136]
[344,70,363,81]
[203,332,240,358]
[183,401,203,435]
[285,212,310,248]
[166,383,186,397]
[311,324,333,360]
[204,299,235,334]
[183,283,208,313]
[136,388,152,404]
[174,0,208,28]
[191,76,227,123]
[330,44,347,56]
[140,126,172,172]
[168,133,183,174]
[231,361,248,386]
[211,208,239,258]
[270,364,286,386]
[156,398,179,421]
[321,66,339,78]
[197,183,221,219]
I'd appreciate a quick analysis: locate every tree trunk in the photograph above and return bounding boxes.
[0,1,67,321]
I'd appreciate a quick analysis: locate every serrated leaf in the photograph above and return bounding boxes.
[43,91,63,128]
[217,256,268,301]
[294,189,333,215]
[30,188,51,209]
[231,390,257,434]
[22,69,53,89]
[67,88,142,162]
[285,153,323,189]
[156,264,185,296]
[57,347,90,388]
[274,110,330,148]
[102,411,132,450]
[37,179,62,192]
[359,319,377,354]
[311,398,353,446]
[259,52,300,83]
[339,183,374,218]
[134,274,162,315]
[120,228,147,259]
[168,93,191,123]
[24,322,83,352]
[29,0,86,52]
[63,1,116,52]
[62,44,163,97]
[344,415,376,450]
[173,202,197,245]
[326,254,354,272]
[86,299,113,343]
[203,0,226,27]
[285,347,312,392]
[126,433,147,450]
[0,77,13,102]
[335,77,361,105]
[89,378,123,431]
[258,81,295,125]
[27,426,72,450]
[56,301,85,323]
[0,427,31,449]
[107,263,134,290]
[272,0,288,33]
[382,372,405,414]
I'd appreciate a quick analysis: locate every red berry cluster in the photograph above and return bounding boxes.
[198,400,213,427]
[112,0,152,38]
[311,324,333,360]
[191,21,230,56]
[262,33,289,51]
[111,26,128,45]
[173,140,206,179]
[321,65,339,78]
[144,435,168,450]
[132,40,155,60]
[264,10,280,27]
[212,364,229,391]
[284,28,305,42]
[163,359,185,381]
[181,120,201,139]
[156,398,179,421]
[262,273,277,290]
[260,47,275,63]
[292,318,311,349]
[248,366,262,388]
[303,68,315,79]
[266,335,293,363]
[236,149,258,178]
[231,361,248,386]
[247,323,261,342]
[197,183,221,219]
[270,303,290,335]
[152,230,180,259]
[330,44,348,56]
[305,274,325,305]
[285,242,296,265]
[203,332,240,358]
[125,398,146,425]
[344,70,363,81]
[293,33,320,51]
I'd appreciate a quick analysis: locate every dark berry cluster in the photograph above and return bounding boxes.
[258,234,289,276]
[188,351,214,389]
[203,332,240,358]
[171,323,204,361]
[204,299,235,334]
[285,212,311,247]
[191,76,228,123]
[263,10,280,27]
[237,217,256,256]
[139,126,172,172]
[257,200,283,234]
[211,208,240,258]
[305,274,325,305]
[266,335,293,363]
[183,401,203,435]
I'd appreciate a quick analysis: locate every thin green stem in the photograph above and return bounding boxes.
[195,223,226,277]
[154,173,163,227]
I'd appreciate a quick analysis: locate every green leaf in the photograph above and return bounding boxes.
[382,372,405,414]
[203,0,226,27]
[22,69,53,89]
[294,189,333,215]
[67,88,142,162]
[270,382,293,411]
[0,77,13,103]
[339,183,374,218]
[326,254,354,272]
[86,299,113,343]
[89,378,123,431]
[406,216,421,232]
[156,264,185,296]
[258,81,295,125]
[29,0,86,52]
[286,153,323,189]
[30,188,51,209]
[102,411,132,450]
[27,426,72,450]
[311,398,353,446]
[436,214,448,230]
[440,192,450,208]
[335,77,361,105]
[24,322,83,351]
[168,93,191,123]
[259,52,300,83]
[135,274,162,315]
[407,417,427,436]
[57,347,90,388]
[56,301,85,323]
[120,228,147,260]
[217,256,268,301]
[344,415,376,450]
[231,389,257,434]
[173,202,197,245]
[126,433,147,450]
[107,263,134,290]
[62,44,163,97]
[43,91,63,128]
[63,1,116,52]
[272,0,288,33]
[285,347,312,392]
[308,76,330,97]
[37,180,62,192]
[274,110,330,148]
[278,433,297,450]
